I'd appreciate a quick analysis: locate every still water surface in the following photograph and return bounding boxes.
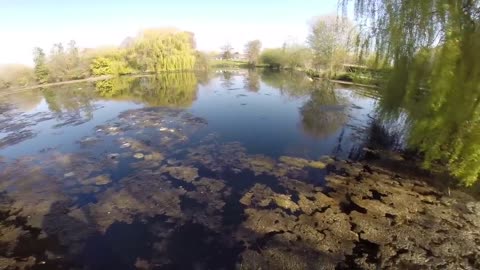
[0,71,376,160]
[0,70,386,269]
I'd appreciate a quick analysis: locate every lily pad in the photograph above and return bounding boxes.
[308,161,326,169]
[279,156,310,168]
[133,153,145,159]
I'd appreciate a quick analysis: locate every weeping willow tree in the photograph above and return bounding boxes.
[96,73,198,107]
[342,0,480,185]
[132,29,196,73]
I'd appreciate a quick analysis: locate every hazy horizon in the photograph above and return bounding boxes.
[0,0,340,66]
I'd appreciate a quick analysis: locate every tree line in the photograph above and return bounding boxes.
[37,29,197,81]
[258,15,358,77]
[0,16,360,89]
[0,29,199,89]
[213,15,358,76]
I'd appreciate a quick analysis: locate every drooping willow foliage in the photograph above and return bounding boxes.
[342,0,480,185]
[132,29,196,73]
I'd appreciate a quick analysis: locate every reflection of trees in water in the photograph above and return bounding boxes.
[94,77,133,99]
[261,71,349,139]
[260,70,313,98]
[195,71,214,86]
[96,73,198,107]
[42,83,98,120]
[220,71,235,89]
[243,70,260,92]
[300,81,348,139]
[4,90,43,112]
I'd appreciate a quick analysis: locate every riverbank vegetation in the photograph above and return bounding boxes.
[257,15,381,85]
[340,0,480,185]
[260,44,311,70]
[0,64,35,89]
[256,0,480,186]
[0,18,373,91]
[0,29,199,89]
[0,13,377,91]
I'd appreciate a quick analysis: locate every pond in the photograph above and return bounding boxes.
[0,70,479,270]
[0,71,377,160]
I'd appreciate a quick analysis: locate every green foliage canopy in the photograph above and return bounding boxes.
[132,29,196,73]
[33,47,49,83]
[194,51,211,71]
[90,49,133,76]
[343,0,480,185]
[260,45,310,70]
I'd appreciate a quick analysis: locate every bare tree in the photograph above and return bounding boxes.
[307,15,355,75]
[221,43,234,60]
[244,40,262,66]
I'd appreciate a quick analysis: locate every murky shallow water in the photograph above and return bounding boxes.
[0,71,479,269]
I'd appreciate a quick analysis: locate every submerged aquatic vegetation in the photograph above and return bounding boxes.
[279,155,311,168]
[0,106,478,269]
[308,161,326,169]
[160,166,199,183]
[0,69,480,270]
[279,155,326,170]
[79,174,111,186]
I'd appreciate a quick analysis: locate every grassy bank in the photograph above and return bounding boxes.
[211,60,268,69]
[0,75,114,97]
[304,67,385,88]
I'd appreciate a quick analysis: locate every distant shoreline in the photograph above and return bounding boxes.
[329,79,379,89]
[0,71,380,99]
[0,75,113,97]
[0,71,208,97]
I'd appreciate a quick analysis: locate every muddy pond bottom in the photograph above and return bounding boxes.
[0,71,479,269]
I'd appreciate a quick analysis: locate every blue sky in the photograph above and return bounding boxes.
[0,0,340,65]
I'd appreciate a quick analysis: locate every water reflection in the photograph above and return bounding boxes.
[243,70,260,92]
[0,71,377,160]
[261,70,313,97]
[43,86,99,124]
[96,73,198,107]
[300,81,348,139]
[5,90,43,111]
[218,71,235,89]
